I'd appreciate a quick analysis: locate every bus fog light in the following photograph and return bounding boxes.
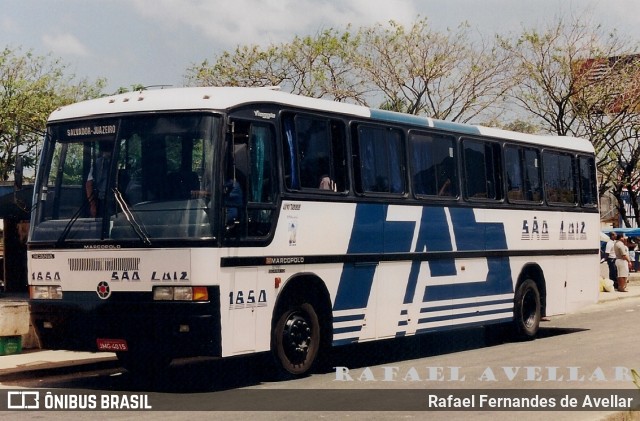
[153,287,173,300]
[179,324,190,333]
[30,286,63,300]
[30,286,50,299]
[51,286,63,300]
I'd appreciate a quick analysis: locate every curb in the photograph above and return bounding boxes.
[0,354,120,381]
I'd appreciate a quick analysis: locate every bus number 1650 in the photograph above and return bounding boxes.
[229,289,267,309]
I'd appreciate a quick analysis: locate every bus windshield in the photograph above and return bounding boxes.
[30,113,219,243]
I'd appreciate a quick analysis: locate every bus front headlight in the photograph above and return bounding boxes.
[153,286,208,301]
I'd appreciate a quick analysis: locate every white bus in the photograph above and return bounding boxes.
[28,87,600,376]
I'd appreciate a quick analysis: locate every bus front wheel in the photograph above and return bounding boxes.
[272,302,320,376]
[513,278,541,339]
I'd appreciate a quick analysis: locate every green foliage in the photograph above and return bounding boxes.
[185,18,511,122]
[0,46,106,181]
[185,27,368,103]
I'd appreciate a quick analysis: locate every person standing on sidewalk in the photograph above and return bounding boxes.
[605,231,618,289]
[614,233,631,292]
[629,239,637,272]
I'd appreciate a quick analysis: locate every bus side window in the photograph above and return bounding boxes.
[505,145,542,203]
[409,131,457,198]
[543,151,577,205]
[225,119,277,239]
[354,125,405,195]
[524,148,542,202]
[282,113,347,193]
[579,155,597,207]
[505,146,524,201]
[463,139,503,201]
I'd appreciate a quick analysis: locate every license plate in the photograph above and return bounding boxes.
[96,338,128,352]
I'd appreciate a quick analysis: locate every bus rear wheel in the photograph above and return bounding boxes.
[272,302,320,376]
[513,278,541,339]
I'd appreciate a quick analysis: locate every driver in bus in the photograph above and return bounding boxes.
[86,142,112,217]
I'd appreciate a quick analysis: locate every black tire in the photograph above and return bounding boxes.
[272,302,321,376]
[513,278,541,340]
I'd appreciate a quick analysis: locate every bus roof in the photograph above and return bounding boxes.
[49,86,594,153]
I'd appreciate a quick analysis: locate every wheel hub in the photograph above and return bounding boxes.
[282,312,312,363]
[522,290,537,327]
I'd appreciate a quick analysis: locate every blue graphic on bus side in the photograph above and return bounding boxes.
[332,204,513,341]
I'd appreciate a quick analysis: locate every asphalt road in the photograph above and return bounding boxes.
[2,296,640,420]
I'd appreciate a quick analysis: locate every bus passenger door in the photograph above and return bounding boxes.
[222,116,277,354]
[229,267,258,353]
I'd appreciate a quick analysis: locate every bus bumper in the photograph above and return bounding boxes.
[29,286,221,358]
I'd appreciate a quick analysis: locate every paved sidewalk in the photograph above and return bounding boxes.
[0,276,638,379]
[0,349,117,378]
[598,274,640,303]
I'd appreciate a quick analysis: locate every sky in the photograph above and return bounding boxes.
[2,0,640,94]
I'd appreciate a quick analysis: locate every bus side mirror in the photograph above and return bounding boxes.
[14,156,23,190]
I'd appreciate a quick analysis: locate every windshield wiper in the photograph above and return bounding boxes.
[56,193,94,245]
[113,188,151,245]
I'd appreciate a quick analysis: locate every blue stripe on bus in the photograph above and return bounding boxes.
[332,202,514,340]
[450,207,508,251]
[420,298,513,313]
[333,314,366,323]
[422,257,513,302]
[415,316,513,335]
[333,325,363,335]
[420,207,513,302]
[418,308,513,324]
[404,206,454,304]
[333,204,384,311]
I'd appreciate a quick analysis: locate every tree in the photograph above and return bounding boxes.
[500,13,640,226]
[356,19,513,122]
[0,47,106,181]
[186,44,286,88]
[114,84,147,94]
[185,28,368,103]
[187,19,512,122]
[282,29,368,103]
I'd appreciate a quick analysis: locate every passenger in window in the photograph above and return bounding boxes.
[438,179,451,196]
[319,175,336,191]
[437,157,456,196]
